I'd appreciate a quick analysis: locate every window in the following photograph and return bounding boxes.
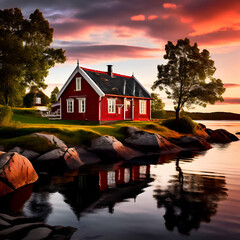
[139,100,147,114]
[76,77,81,91]
[67,99,74,113]
[35,97,41,104]
[78,98,86,113]
[108,98,116,113]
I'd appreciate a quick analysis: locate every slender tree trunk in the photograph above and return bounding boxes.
[176,107,180,121]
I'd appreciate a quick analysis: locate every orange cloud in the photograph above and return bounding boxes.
[148,15,158,20]
[131,15,146,21]
[181,17,192,23]
[163,3,177,9]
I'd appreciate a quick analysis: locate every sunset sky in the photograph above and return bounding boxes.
[1,0,240,113]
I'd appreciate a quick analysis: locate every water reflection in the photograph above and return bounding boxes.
[153,158,228,235]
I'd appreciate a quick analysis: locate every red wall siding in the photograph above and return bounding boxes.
[61,73,99,121]
[133,99,151,121]
[101,97,124,121]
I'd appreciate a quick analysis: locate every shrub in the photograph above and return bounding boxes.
[0,106,13,126]
[161,115,197,134]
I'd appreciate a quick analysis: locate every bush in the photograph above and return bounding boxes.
[0,106,13,126]
[161,115,197,134]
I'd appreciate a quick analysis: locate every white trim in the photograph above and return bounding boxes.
[108,98,116,113]
[132,75,151,98]
[149,100,151,120]
[76,77,81,91]
[60,98,62,119]
[139,100,147,114]
[132,98,134,120]
[57,66,105,100]
[66,98,74,113]
[123,98,126,120]
[99,97,101,122]
[77,97,86,113]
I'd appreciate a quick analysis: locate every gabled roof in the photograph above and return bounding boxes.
[82,67,151,98]
[57,66,151,100]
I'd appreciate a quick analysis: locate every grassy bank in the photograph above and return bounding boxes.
[0,107,182,150]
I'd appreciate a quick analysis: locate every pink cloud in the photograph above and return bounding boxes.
[163,3,177,9]
[216,97,240,105]
[131,15,145,21]
[224,83,240,88]
[148,15,158,20]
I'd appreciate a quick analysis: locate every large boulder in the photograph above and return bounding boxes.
[171,136,212,151]
[208,129,239,143]
[124,127,181,153]
[36,148,83,170]
[64,148,84,170]
[75,147,101,165]
[0,152,38,197]
[195,124,210,139]
[31,133,67,150]
[91,135,141,160]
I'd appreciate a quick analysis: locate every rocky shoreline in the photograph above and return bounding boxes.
[0,124,238,239]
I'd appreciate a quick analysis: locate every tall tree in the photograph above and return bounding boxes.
[152,38,225,120]
[0,8,66,106]
[50,86,59,104]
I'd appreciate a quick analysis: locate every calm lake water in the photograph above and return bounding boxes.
[1,121,240,240]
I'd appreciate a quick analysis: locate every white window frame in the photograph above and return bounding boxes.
[76,77,82,91]
[67,99,74,113]
[35,97,41,104]
[139,100,147,114]
[77,98,86,113]
[108,98,116,113]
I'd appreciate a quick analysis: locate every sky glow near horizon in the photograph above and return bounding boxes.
[1,0,240,113]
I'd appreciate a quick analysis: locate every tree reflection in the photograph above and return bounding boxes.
[153,158,228,235]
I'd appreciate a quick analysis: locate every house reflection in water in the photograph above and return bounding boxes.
[99,165,151,191]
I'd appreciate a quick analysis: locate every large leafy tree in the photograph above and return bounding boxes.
[152,38,225,120]
[0,8,66,106]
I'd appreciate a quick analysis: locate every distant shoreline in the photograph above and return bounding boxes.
[163,111,240,120]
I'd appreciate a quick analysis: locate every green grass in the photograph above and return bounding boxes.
[0,107,182,151]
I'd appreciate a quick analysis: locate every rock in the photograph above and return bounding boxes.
[0,213,26,222]
[9,146,23,154]
[0,218,11,227]
[198,123,206,130]
[63,148,84,170]
[91,135,141,160]
[0,222,45,237]
[36,148,65,161]
[0,152,38,197]
[32,133,67,150]
[75,147,101,165]
[124,127,181,153]
[36,148,83,170]
[205,128,213,135]
[208,129,239,143]
[171,136,212,151]
[0,151,5,156]
[22,227,52,240]
[0,213,77,240]
[195,124,210,139]
[21,150,40,160]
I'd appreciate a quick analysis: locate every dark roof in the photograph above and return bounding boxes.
[82,67,150,98]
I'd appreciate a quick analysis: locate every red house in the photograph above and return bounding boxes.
[57,64,152,123]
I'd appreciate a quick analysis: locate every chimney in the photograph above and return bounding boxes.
[107,65,113,77]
